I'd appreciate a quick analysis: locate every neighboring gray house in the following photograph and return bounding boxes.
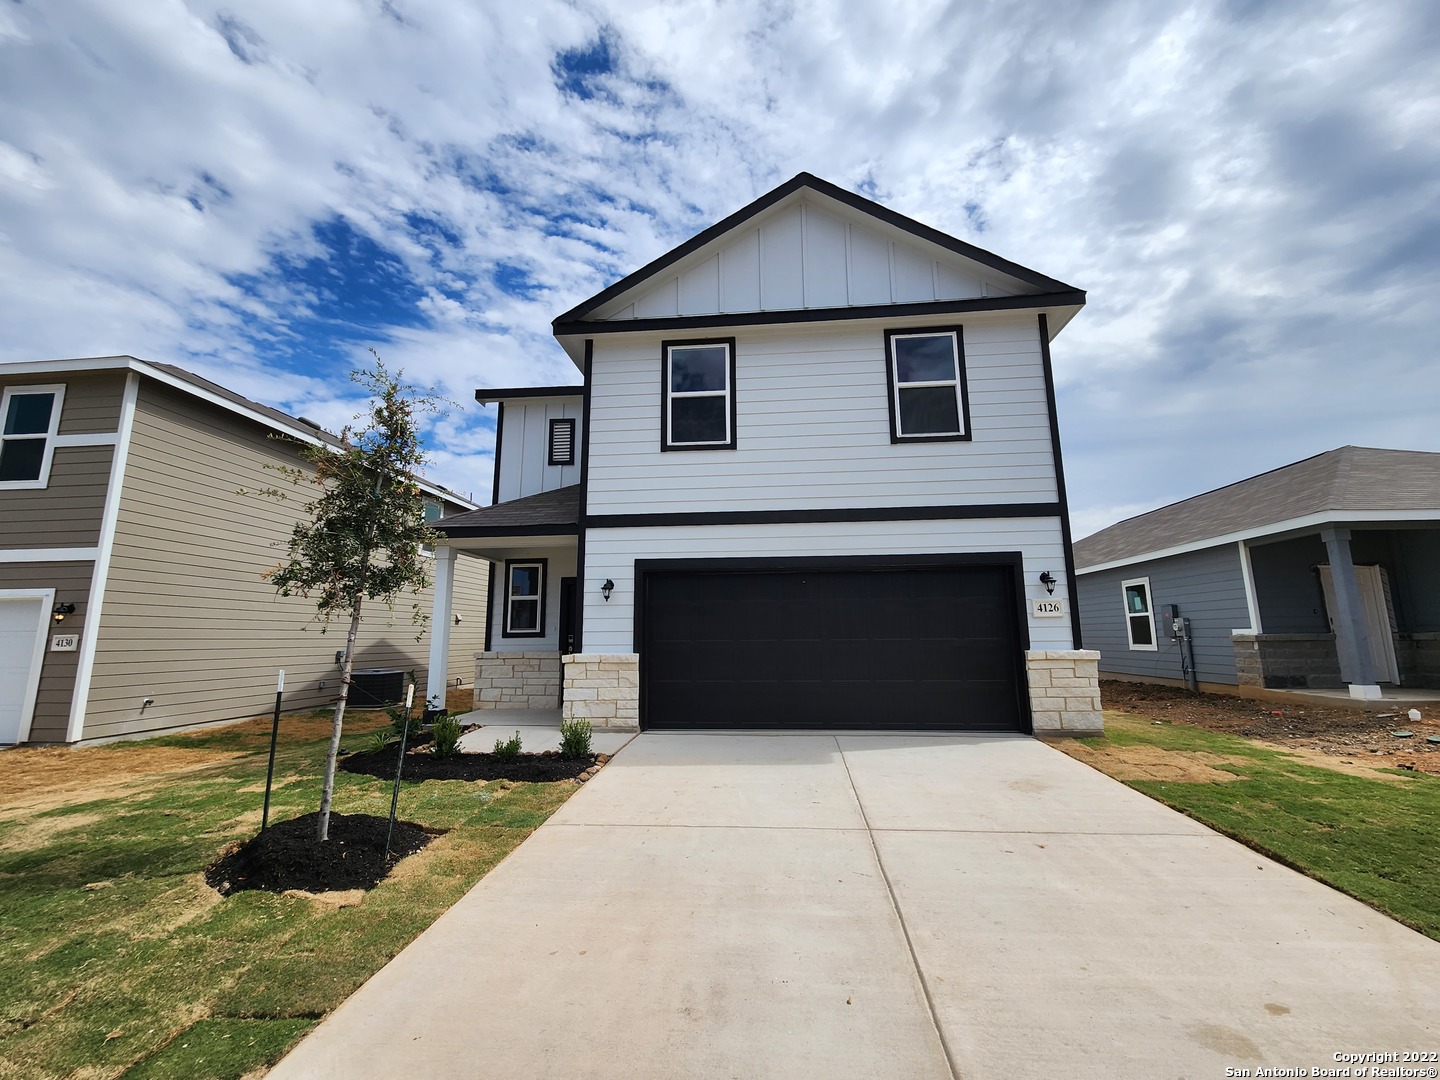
[1074,446,1440,700]
[424,172,1102,736]
[0,356,488,745]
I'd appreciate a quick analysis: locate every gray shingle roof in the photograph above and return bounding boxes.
[435,484,580,537]
[1073,446,1440,569]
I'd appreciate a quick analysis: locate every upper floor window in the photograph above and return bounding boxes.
[548,418,575,466]
[0,385,64,488]
[1122,577,1157,650]
[420,498,443,557]
[884,328,970,442]
[662,338,736,451]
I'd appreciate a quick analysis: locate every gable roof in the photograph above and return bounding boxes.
[551,173,1084,352]
[1074,446,1440,572]
[0,355,476,510]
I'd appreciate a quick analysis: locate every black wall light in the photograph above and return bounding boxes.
[52,602,76,622]
[601,579,615,602]
[1039,572,1057,595]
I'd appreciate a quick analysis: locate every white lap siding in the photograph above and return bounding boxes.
[585,315,1058,515]
[580,517,1072,654]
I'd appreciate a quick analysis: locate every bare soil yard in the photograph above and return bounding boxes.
[1100,680,1440,776]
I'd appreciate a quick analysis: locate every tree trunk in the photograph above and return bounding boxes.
[316,598,364,842]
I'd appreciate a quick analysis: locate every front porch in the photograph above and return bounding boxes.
[1239,523,1440,700]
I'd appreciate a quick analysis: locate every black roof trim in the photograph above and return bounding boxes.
[440,522,579,539]
[552,172,1081,328]
[554,291,1086,338]
[474,385,585,403]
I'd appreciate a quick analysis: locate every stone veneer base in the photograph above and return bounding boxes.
[561,653,639,731]
[472,651,561,710]
[1025,650,1104,736]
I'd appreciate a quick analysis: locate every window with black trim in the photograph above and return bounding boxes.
[1122,577,1157,650]
[503,559,546,637]
[884,328,969,442]
[548,418,575,466]
[662,338,736,450]
[0,385,64,487]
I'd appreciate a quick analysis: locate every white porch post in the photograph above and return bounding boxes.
[1320,527,1380,699]
[426,545,456,713]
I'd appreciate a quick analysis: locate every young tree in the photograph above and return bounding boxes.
[263,351,440,841]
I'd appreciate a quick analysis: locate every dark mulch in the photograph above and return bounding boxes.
[206,811,435,896]
[339,747,598,783]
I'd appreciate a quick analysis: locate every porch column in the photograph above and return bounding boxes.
[426,545,456,714]
[1320,527,1380,699]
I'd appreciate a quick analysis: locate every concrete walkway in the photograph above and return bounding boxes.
[270,733,1440,1079]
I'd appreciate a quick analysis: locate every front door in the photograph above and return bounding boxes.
[558,577,577,655]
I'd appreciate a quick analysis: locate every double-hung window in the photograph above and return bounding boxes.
[503,559,546,637]
[662,338,736,450]
[420,498,443,557]
[884,328,970,442]
[1122,578,1157,650]
[0,385,64,488]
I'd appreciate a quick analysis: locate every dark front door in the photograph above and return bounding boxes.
[558,577,577,655]
[641,565,1026,732]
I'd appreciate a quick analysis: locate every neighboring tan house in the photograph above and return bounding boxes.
[0,356,488,745]
[423,172,1102,735]
[1074,446,1440,700]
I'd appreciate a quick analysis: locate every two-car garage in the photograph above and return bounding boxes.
[637,557,1030,732]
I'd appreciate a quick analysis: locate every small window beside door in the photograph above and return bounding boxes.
[503,559,546,637]
[1122,578,1157,650]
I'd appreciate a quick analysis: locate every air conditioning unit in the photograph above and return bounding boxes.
[349,668,404,708]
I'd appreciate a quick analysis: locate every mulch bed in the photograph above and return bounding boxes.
[206,811,436,896]
[339,747,602,783]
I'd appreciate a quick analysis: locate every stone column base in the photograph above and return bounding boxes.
[1025,650,1103,736]
[472,652,561,710]
[561,653,639,731]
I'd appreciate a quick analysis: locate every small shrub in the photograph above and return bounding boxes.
[558,718,593,759]
[363,731,393,754]
[431,714,462,759]
[492,731,523,760]
[386,705,413,739]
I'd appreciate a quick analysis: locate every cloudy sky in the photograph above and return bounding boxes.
[2,0,1436,534]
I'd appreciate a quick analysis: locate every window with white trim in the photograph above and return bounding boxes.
[884,328,969,441]
[420,498,443,557]
[503,559,546,637]
[0,385,64,488]
[548,418,575,466]
[1122,578,1157,650]
[662,339,736,450]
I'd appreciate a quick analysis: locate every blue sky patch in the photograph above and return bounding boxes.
[552,31,618,99]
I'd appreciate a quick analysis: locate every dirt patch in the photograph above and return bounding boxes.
[1060,739,1248,783]
[0,747,244,815]
[340,748,604,784]
[1101,681,1440,776]
[205,812,435,896]
[0,811,105,852]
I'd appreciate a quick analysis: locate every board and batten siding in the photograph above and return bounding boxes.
[485,547,577,654]
[495,398,582,503]
[1077,545,1251,686]
[584,315,1058,516]
[83,379,489,741]
[581,516,1071,654]
[0,561,95,743]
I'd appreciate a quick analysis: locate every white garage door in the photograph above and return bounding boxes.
[0,595,48,744]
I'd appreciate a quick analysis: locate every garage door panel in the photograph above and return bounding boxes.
[643,566,1025,732]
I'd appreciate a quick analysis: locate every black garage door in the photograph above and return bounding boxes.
[641,564,1027,731]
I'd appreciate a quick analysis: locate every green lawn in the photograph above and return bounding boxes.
[0,713,578,1079]
[1061,713,1440,941]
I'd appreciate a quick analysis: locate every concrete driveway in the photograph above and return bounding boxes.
[270,733,1440,1079]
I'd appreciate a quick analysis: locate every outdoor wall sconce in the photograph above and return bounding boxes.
[601,579,615,602]
[52,602,76,622]
[1039,572,1057,595]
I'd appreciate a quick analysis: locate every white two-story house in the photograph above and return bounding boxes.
[425,173,1102,735]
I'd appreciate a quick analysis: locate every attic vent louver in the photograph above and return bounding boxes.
[548,418,575,466]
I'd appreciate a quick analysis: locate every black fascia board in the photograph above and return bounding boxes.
[551,172,1082,327]
[474,386,585,404]
[554,290,1087,338]
[435,522,579,539]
